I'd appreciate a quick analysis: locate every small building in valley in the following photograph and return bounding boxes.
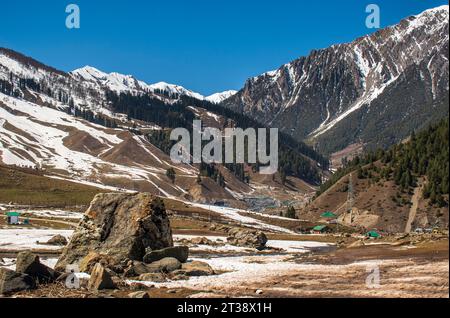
[366,230,381,239]
[311,225,329,234]
[6,212,20,225]
[320,211,337,219]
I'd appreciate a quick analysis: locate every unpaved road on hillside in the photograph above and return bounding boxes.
[405,184,423,233]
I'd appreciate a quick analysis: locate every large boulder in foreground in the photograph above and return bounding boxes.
[55,193,173,272]
[0,268,36,295]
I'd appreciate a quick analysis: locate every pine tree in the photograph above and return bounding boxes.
[285,206,296,219]
[166,168,176,184]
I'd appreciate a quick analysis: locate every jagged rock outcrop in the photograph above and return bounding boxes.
[55,193,173,272]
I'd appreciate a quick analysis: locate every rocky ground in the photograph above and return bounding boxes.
[0,193,448,298]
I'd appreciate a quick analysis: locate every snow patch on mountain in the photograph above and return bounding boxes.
[147,81,204,100]
[205,90,238,104]
[71,66,144,92]
[72,66,208,100]
[0,53,51,81]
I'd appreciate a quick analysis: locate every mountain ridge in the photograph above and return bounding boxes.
[222,5,449,156]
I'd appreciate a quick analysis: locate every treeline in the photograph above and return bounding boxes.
[66,105,118,128]
[179,95,329,169]
[317,118,449,207]
[120,91,327,184]
[199,162,226,187]
[1,72,73,105]
[179,96,326,184]
[105,90,195,129]
[0,78,18,97]
[147,130,248,184]
[3,72,328,184]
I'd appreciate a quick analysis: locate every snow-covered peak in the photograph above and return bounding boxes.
[71,66,108,81]
[417,4,448,16]
[205,90,238,104]
[71,66,207,100]
[148,81,204,100]
[401,4,449,36]
[71,66,142,92]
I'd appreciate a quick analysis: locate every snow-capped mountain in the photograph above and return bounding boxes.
[205,90,238,104]
[147,81,205,100]
[71,66,205,100]
[71,66,237,103]
[71,66,144,92]
[0,49,253,199]
[0,47,232,112]
[223,5,449,154]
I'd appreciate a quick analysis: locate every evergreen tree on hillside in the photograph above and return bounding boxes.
[166,168,176,184]
[317,117,449,207]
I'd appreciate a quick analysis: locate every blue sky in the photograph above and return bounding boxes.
[0,0,447,95]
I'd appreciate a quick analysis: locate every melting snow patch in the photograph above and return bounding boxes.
[0,229,73,250]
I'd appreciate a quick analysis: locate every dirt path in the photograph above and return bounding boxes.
[405,183,423,233]
[1,215,77,229]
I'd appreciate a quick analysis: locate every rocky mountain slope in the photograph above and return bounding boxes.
[0,47,325,204]
[0,48,254,201]
[223,5,449,155]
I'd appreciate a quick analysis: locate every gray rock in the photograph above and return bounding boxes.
[46,234,68,246]
[143,246,189,264]
[55,193,173,272]
[15,251,59,283]
[87,263,116,291]
[181,261,215,276]
[123,261,157,278]
[0,268,36,295]
[145,257,181,273]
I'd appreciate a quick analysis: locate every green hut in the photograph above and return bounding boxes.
[7,212,20,225]
[320,211,337,218]
[311,225,329,234]
[366,230,381,238]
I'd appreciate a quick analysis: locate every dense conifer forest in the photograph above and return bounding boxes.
[107,91,328,184]
[317,117,449,207]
